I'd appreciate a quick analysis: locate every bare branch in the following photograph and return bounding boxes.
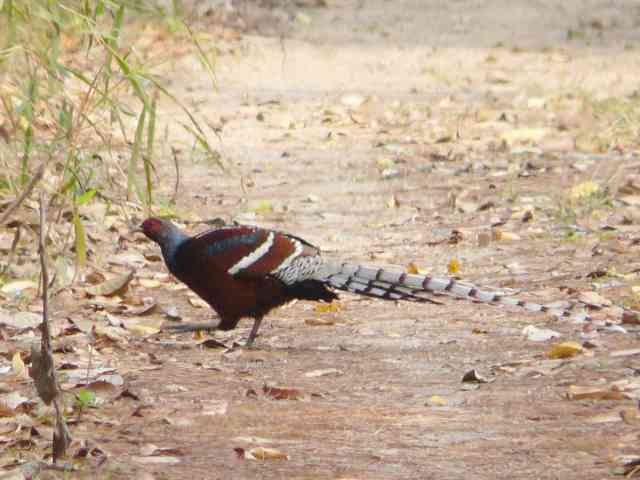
[171,146,181,204]
[29,192,72,463]
[0,161,46,225]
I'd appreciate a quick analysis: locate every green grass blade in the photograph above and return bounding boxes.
[128,104,146,200]
[183,22,217,92]
[72,204,87,270]
[146,76,225,171]
[143,94,157,208]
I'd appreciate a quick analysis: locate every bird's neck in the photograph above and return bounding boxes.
[160,228,190,274]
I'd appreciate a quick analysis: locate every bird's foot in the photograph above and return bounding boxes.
[162,322,219,333]
[244,316,263,349]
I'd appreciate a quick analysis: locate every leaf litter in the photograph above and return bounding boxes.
[2,2,640,478]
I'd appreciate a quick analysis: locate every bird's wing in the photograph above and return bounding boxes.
[189,226,319,280]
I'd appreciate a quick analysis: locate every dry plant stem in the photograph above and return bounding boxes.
[0,161,45,225]
[171,146,181,204]
[39,194,52,351]
[0,225,20,275]
[38,193,71,462]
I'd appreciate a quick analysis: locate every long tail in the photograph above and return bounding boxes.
[313,261,587,320]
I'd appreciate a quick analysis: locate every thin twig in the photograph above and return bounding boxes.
[37,193,71,463]
[39,193,52,351]
[0,161,46,225]
[171,146,180,204]
[0,224,20,276]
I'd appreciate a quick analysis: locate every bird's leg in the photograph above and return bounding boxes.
[245,316,263,347]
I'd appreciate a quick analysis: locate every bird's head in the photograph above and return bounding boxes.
[139,217,174,245]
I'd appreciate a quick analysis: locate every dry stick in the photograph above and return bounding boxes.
[36,193,71,463]
[39,194,52,350]
[171,146,181,204]
[0,161,46,225]
[0,224,20,276]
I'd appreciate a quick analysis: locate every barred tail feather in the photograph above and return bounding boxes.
[324,274,444,304]
[315,261,587,320]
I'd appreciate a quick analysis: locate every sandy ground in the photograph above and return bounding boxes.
[3,1,640,479]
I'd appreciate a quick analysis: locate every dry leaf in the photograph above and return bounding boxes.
[0,392,29,412]
[522,210,534,222]
[133,456,181,464]
[492,229,521,241]
[304,318,337,326]
[406,262,428,275]
[340,93,368,108]
[461,369,493,383]
[577,291,612,308]
[425,395,447,406]
[1,280,38,296]
[139,444,184,457]
[567,385,626,401]
[12,352,26,378]
[200,338,228,349]
[569,181,601,201]
[29,343,58,405]
[522,325,561,342]
[263,385,307,401]
[110,252,147,268]
[304,368,343,378]
[620,407,640,425]
[447,258,460,274]
[610,348,640,357]
[235,447,289,461]
[0,311,41,329]
[122,298,157,316]
[202,400,229,416]
[314,302,341,313]
[85,271,134,297]
[138,279,162,289]
[126,324,160,336]
[500,128,548,145]
[188,296,210,309]
[53,415,72,462]
[547,342,583,359]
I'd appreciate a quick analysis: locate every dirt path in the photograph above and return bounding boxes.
[6,1,640,478]
[112,1,640,478]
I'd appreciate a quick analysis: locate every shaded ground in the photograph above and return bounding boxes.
[3,0,640,478]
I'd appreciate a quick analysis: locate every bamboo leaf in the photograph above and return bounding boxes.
[75,188,96,206]
[183,22,217,92]
[128,105,146,200]
[146,76,225,171]
[143,95,157,207]
[72,205,86,270]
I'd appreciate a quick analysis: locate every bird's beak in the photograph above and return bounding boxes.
[130,224,143,234]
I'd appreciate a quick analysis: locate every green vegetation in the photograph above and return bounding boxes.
[0,0,219,277]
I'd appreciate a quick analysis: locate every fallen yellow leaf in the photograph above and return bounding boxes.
[548,342,583,359]
[406,262,428,275]
[567,385,625,401]
[85,271,134,297]
[569,181,601,201]
[138,279,162,288]
[12,352,26,378]
[315,301,341,313]
[126,324,161,336]
[448,258,461,274]
[426,395,447,406]
[493,229,521,241]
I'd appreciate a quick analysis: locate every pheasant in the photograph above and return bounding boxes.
[139,217,585,346]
